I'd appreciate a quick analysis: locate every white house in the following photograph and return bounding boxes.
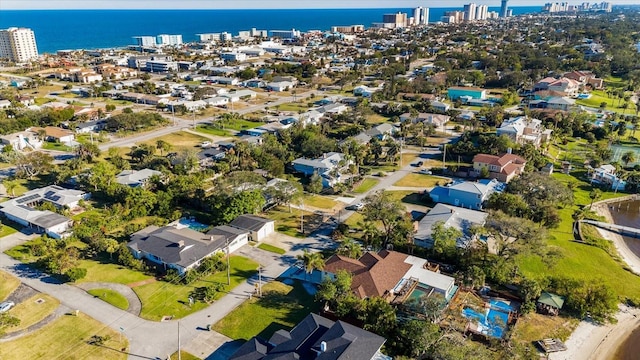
[0,129,43,150]
[228,214,275,242]
[267,81,295,92]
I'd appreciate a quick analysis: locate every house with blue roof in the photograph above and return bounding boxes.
[429,179,499,210]
[447,86,487,100]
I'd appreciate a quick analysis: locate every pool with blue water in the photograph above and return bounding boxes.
[179,217,209,232]
[461,298,517,339]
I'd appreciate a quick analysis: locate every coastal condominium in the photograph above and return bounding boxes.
[0,27,39,62]
[413,7,429,26]
[500,0,509,18]
[463,3,477,21]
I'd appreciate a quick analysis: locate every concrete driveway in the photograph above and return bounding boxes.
[0,231,37,253]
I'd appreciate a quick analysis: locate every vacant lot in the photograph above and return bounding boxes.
[194,124,232,137]
[4,294,60,334]
[0,313,128,360]
[302,194,337,210]
[394,174,450,188]
[142,131,209,150]
[213,280,318,340]
[264,206,322,238]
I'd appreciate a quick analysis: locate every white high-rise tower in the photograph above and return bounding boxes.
[0,27,39,62]
[412,7,430,26]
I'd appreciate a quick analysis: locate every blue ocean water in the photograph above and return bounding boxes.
[0,7,541,53]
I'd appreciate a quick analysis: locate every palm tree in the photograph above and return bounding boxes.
[622,151,636,167]
[296,250,324,280]
[156,139,172,156]
[3,179,17,197]
[589,189,602,210]
[337,238,363,259]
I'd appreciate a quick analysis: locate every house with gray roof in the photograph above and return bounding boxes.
[415,203,488,248]
[292,152,350,188]
[429,179,499,210]
[229,214,274,242]
[0,185,89,238]
[127,223,248,274]
[230,313,389,360]
[115,168,163,187]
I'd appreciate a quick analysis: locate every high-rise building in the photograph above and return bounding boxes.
[412,7,430,26]
[382,12,408,28]
[0,27,39,62]
[133,36,156,47]
[501,0,509,17]
[463,3,477,21]
[156,34,183,46]
[476,5,489,20]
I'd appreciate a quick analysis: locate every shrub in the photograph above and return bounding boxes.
[65,267,87,282]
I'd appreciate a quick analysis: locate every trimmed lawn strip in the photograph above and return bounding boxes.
[87,289,129,310]
[302,194,337,210]
[195,124,232,137]
[169,351,201,360]
[42,142,73,152]
[257,243,286,255]
[133,256,258,321]
[0,313,128,360]
[0,270,20,301]
[4,294,59,334]
[394,173,450,188]
[353,178,379,193]
[77,257,153,285]
[212,280,319,340]
[223,118,265,131]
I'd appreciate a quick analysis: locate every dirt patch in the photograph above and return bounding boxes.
[127,278,157,288]
[6,284,38,305]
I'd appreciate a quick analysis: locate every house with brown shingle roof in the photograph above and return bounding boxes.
[472,153,526,183]
[324,250,457,302]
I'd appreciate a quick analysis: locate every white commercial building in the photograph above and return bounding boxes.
[464,3,477,21]
[156,34,183,46]
[133,36,156,47]
[412,7,429,26]
[0,27,39,62]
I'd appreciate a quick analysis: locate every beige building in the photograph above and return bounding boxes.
[0,27,39,62]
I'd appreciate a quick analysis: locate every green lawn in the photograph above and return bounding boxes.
[365,114,390,124]
[87,289,129,310]
[0,220,20,238]
[213,280,319,340]
[0,313,128,360]
[517,173,640,302]
[222,118,265,131]
[169,351,201,360]
[264,206,316,238]
[194,124,232,137]
[511,313,579,345]
[257,243,286,255]
[42,142,73,152]
[4,294,60,334]
[34,97,53,106]
[353,178,379,194]
[394,174,450,188]
[133,256,258,321]
[0,270,20,301]
[142,131,209,150]
[302,194,337,210]
[575,89,637,115]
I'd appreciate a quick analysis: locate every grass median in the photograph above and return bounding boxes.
[87,289,129,310]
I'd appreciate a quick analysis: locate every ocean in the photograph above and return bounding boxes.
[0,7,541,53]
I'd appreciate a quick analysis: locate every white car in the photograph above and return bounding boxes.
[200,141,212,148]
[419,169,432,175]
[0,301,15,313]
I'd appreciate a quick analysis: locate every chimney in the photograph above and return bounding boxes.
[177,240,185,247]
[320,341,327,353]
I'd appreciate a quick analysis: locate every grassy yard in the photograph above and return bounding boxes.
[353,178,379,193]
[142,131,210,150]
[264,206,319,238]
[133,256,259,321]
[0,313,128,360]
[0,270,20,301]
[42,142,73,152]
[221,118,265,131]
[517,173,640,302]
[302,194,337,210]
[169,351,201,360]
[0,220,20,238]
[366,114,390,124]
[194,124,232,137]
[213,280,319,340]
[87,289,129,310]
[257,243,286,255]
[575,89,637,115]
[4,294,60,334]
[511,313,579,345]
[394,174,450,188]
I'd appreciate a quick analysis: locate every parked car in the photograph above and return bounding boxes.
[412,161,424,167]
[346,202,365,211]
[0,301,15,313]
[418,169,432,175]
[200,141,212,148]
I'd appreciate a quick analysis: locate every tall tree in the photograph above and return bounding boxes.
[362,191,410,247]
[296,249,325,280]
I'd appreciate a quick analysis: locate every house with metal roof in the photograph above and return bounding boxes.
[415,203,488,248]
[292,152,350,188]
[429,179,499,210]
[230,313,390,360]
[0,185,89,238]
[537,292,565,316]
[115,168,163,187]
[228,214,275,242]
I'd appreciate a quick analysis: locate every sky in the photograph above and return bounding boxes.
[1,0,638,10]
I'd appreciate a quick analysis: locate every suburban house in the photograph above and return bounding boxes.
[115,169,163,187]
[400,112,450,128]
[431,100,451,112]
[230,313,389,360]
[563,70,604,89]
[0,99,11,109]
[533,77,580,95]
[267,81,295,92]
[0,185,89,238]
[546,96,576,111]
[197,147,226,167]
[206,225,250,253]
[75,119,107,134]
[589,164,627,191]
[496,116,553,147]
[0,129,43,150]
[228,214,275,242]
[429,179,500,210]
[353,85,381,97]
[292,152,350,188]
[128,223,247,275]
[32,126,75,144]
[323,250,458,303]
[472,153,527,183]
[364,123,396,141]
[414,203,488,248]
[447,86,487,101]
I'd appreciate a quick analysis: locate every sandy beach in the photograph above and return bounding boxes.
[592,203,640,275]
[549,305,640,360]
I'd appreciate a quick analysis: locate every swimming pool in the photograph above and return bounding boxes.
[178,217,210,232]
[462,299,516,339]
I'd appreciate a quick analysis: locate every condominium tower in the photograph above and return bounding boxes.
[413,7,430,26]
[0,27,39,62]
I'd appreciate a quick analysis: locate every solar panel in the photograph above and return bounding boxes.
[15,194,40,204]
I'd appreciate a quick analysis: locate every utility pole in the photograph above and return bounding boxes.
[258,265,263,297]
[226,239,231,285]
[442,143,447,169]
[300,200,304,234]
[177,320,181,360]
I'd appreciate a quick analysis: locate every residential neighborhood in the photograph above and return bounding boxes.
[0,3,639,360]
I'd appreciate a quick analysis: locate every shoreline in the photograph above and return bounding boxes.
[592,202,640,275]
[549,305,640,360]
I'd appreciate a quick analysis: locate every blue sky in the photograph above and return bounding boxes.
[2,0,638,10]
